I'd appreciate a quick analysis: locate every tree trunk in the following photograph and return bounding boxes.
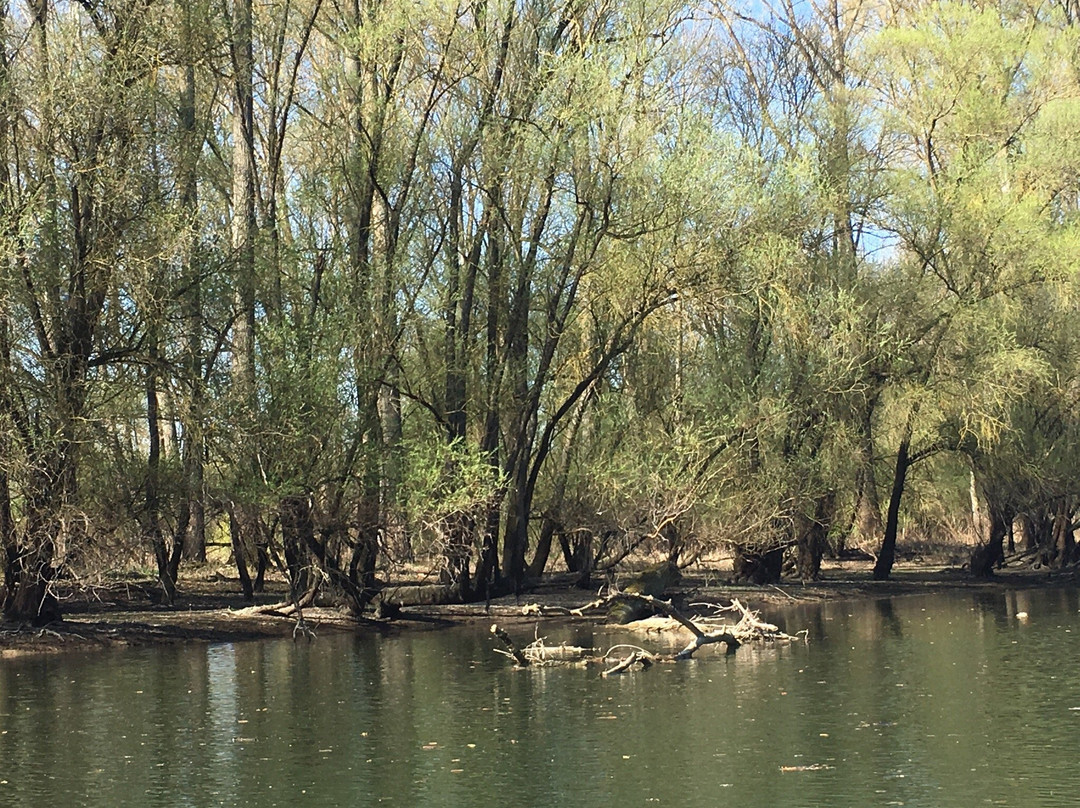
[301,523,368,615]
[341,4,406,599]
[178,3,206,564]
[528,518,558,580]
[280,494,314,600]
[5,461,66,623]
[471,223,506,600]
[230,0,257,397]
[527,397,588,579]
[967,466,1009,578]
[970,504,1008,578]
[501,463,531,589]
[4,570,60,625]
[3,0,66,624]
[229,0,262,584]
[0,449,14,605]
[470,409,504,600]
[1053,500,1075,567]
[1015,511,1038,552]
[795,493,835,581]
[0,1,17,608]
[732,545,785,585]
[560,529,591,571]
[850,400,883,549]
[146,332,177,604]
[228,504,255,602]
[344,491,381,610]
[873,433,911,580]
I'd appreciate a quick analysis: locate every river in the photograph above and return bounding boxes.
[2,587,1079,807]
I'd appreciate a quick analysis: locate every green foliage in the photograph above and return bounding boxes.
[400,438,503,554]
[4,0,1080,610]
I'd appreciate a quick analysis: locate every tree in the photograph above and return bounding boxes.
[688,0,891,581]
[867,0,1079,578]
[1,0,173,619]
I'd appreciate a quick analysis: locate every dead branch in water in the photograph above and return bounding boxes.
[602,649,654,676]
[493,592,803,671]
[491,624,530,666]
[575,592,797,656]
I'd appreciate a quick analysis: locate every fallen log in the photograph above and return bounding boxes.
[493,593,802,670]
[584,592,741,658]
[372,584,462,618]
[606,562,681,624]
[491,626,593,666]
[523,638,592,664]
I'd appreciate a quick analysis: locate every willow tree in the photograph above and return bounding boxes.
[867,0,1080,578]
[0,0,15,604]
[684,0,894,581]
[0,0,170,620]
[395,0,725,597]
[170,0,213,568]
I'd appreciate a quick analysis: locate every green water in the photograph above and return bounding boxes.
[2,588,1080,807]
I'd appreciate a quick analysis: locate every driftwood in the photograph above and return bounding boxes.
[493,592,802,672]
[590,592,741,659]
[601,649,653,676]
[491,625,593,667]
[225,585,318,641]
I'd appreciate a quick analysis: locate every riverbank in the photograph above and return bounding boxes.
[3,558,1076,658]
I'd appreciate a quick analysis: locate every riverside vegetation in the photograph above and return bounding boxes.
[1,0,1080,630]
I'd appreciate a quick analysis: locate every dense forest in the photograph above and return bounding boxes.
[1,0,1078,621]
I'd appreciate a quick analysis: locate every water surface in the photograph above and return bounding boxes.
[2,587,1079,807]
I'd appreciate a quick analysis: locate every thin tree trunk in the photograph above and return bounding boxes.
[230,0,256,398]
[0,20,17,605]
[471,221,505,600]
[146,332,176,604]
[178,1,205,564]
[501,459,531,589]
[280,494,313,600]
[229,0,261,588]
[228,504,255,602]
[527,396,589,579]
[874,431,911,580]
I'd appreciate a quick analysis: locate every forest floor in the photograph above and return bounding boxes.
[2,552,1077,658]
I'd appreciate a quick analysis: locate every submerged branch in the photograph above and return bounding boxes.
[491,624,529,666]
[602,649,654,676]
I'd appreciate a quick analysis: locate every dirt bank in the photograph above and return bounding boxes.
[2,558,1076,658]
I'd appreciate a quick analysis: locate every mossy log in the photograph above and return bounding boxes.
[372,584,462,618]
[607,561,681,624]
